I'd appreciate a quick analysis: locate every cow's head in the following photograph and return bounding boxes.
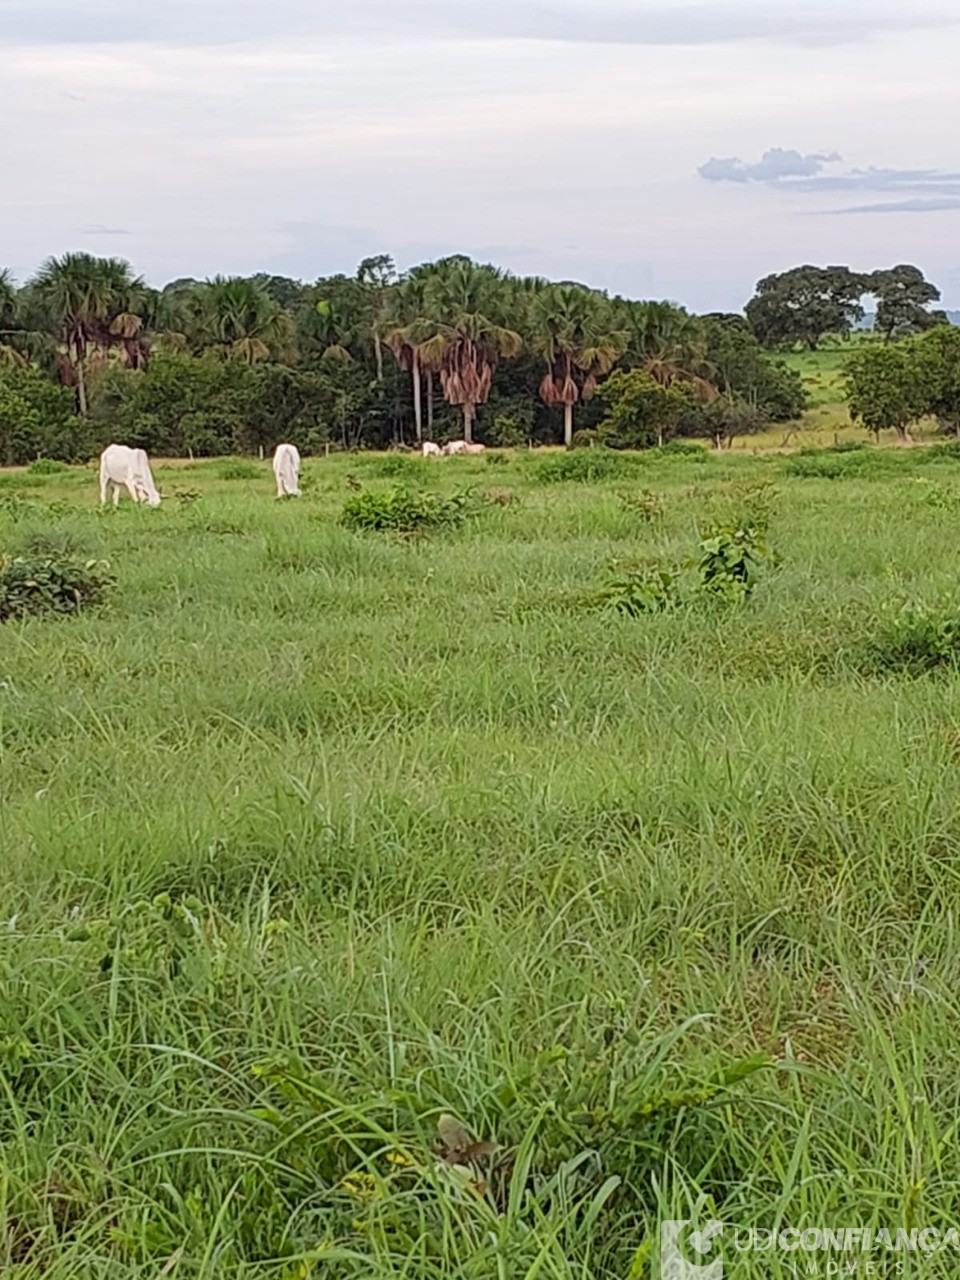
[135,482,161,507]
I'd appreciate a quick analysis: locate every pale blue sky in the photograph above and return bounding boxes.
[2,0,959,310]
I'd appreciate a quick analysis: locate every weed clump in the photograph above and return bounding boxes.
[0,554,114,622]
[27,458,70,475]
[216,459,261,481]
[341,486,477,534]
[618,489,665,522]
[598,564,681,615]
[864,599,960,675]
[695,524,768,602]
[534,450,642,484]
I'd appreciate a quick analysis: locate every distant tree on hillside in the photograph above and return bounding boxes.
[869,265,944,342]
[746,265,868,350]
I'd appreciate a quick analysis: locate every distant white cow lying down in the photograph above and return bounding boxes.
[422,441,442,458]
[273,443,301,497]
[99,444,161,507]
[444,440,485,456]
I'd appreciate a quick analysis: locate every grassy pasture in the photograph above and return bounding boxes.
[3,448,960,1276]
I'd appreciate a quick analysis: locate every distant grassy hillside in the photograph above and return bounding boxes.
[779,343,852,408]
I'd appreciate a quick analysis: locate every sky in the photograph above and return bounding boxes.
[3,0,960,312]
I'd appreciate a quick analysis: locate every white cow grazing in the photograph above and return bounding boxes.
[443,440,469,456]
[421,441,442,458]
[99,444,161,507]
[273,443,301,497]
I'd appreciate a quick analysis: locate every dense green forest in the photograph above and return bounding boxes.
[0,252,951,464]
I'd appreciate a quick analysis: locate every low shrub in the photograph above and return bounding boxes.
[597,564,681,616]
[864,599,960,675]
[0,554,114,622]
[27,458,70,475]
[569,428,609,450]
[365,455,422,480]
[0,495,70,521]
[485,486,519,507]
[695,524,769,602]
[341,486,477,534]
[13,528,89,560]
[216,459,261,481]
[489,415,526,448]
[782,447,901,480]
[706,479,779,533]
[652,440,707,458]
[534,450,642,484]
[913,478,960,513]
[618,489,665,522]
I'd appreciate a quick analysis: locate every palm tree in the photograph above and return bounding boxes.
[385,274,432,440]
[417,258,522,442]
[30,253,147,413]
[529,282,626,446]
[0,270,26,368]
[620,299,716,399]
[356,255,396,383]
[187,277,292,365]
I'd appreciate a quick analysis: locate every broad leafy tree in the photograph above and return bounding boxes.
[869,265,944,342]
[913,325,960,434]
[746,265,868,350]
[845,343,927,441]
[597,369,695,448]
[702,314,806,420]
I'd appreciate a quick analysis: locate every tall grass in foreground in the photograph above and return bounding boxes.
[2,450,960,1275]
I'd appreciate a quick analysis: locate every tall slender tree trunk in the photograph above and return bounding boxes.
[374,332,384,382]
[463,403,474,443]
[412,352,423,442]
[564,403,574,448]
[427,374,434,431]
[75,345,88,417]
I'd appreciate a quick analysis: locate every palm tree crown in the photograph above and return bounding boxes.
[530,282,626,446]
[416,258,522,442]
[29,252,147,411]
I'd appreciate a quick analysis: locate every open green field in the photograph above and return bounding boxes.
[741,341,859,450]
[4,448,960,1277]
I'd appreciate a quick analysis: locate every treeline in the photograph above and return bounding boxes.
[0,253,806,465]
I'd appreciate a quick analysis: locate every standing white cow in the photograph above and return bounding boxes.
[99,444,161,507]
[443,440,469,456]
[421,441,442,458]
[273,443,301,497]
